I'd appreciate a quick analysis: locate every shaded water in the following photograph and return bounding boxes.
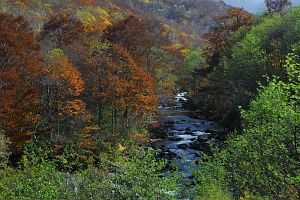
[158,93,222,180]
[159,114,221,178]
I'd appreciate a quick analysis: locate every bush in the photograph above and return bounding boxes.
[192,153,232,200]
[92,148,181,199]
[194,53,300,199]
[0,157,65,199]
[0,146,181,199]
[0,128,10,168]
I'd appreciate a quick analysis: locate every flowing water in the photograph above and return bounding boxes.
[157,93,223,180]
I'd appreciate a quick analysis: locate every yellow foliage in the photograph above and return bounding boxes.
[118,143,126,153]
[76,8,96,26]
[111,12,124,21]
[131,133,149,144]
[63,100,86,116]
[239,190,259,200]
[163,44,183,51]
[94,6,109,17]
[100,16,112,27]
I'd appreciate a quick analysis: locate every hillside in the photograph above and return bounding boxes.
[118,0,229,44]
[0,0,230,45]
[1,0,300,199]
[0,1,131,32]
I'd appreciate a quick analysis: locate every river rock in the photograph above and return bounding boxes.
[189,137,212,152]
[177,143,189,149]
[185,127,191,131]
[164,150,177,159]
[204,129,210,133]
[203,128,228,141]
[169,136,182,141]
[190,141,210,152]
[197,137,209,143]
[185,131,193,135]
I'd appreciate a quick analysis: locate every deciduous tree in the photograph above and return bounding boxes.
[104,15,171,74]
[41,48,88,145]
[0,13,42,147]
[204,8,253,68]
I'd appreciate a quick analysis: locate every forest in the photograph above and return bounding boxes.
[0,0,299,199]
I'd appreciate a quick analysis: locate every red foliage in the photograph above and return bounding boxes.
[204,8,253,68]
[104,15,170,73]
[41,14,85,46]
[0,13,43,146]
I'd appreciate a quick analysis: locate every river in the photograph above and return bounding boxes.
[156,93,224,181]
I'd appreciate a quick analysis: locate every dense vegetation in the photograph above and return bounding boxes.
[193,53,300,199]
[189,2,300,128]
[188,1,300,199]
[0,0,299,199]
[118,0,229,44]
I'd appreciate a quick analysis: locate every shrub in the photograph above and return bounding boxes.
[0,146,181,199]
[0,128,10,168]
[194,53,300,199]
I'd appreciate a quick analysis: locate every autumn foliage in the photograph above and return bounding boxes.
[41,13,85,47]
[0,6,172,148]
[204,8,253,68]
[75,0,96,7]
[104,15,171,73]
[0,13,42,147]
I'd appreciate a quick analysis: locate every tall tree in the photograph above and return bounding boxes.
[204,7,253,68]
[41,13,85,50]
[103,15,171,74]
[0,13,42,147]
[103,15,179,103]
[97,44,157,131]
[41,48,88,145]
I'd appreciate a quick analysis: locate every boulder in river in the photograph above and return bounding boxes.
[177,143,189,149]
[163,150,178,159]
[169,136,182,141]
[190,141,210,152]
[185,131,193,135]
[197,137,209,143]
[203,128,228,141]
